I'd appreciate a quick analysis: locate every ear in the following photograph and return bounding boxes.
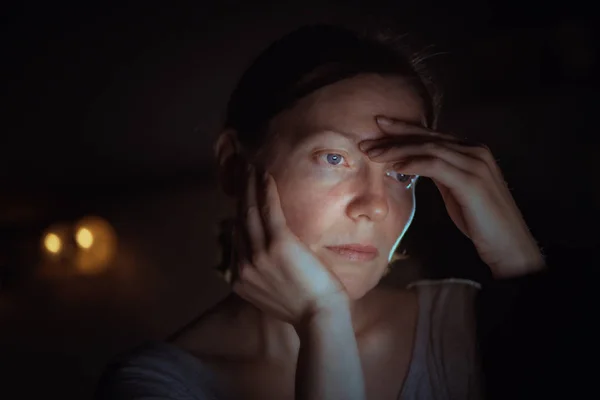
[214,128,248,198]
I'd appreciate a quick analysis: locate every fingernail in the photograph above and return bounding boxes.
[359,141,373,151]
[368,147,385,157]
[376,116,394,126]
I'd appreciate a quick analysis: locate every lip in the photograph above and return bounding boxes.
[325,244,379,262]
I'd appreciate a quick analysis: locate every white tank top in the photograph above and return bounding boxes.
[95,279,484,399]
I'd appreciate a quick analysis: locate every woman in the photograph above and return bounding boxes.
[96,24,549,399]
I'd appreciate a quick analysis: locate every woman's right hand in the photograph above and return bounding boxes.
[232,163,348,329]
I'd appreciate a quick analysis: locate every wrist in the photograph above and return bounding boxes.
[294,292,351,336]
[492,251,547,279]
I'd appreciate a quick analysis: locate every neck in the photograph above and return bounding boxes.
[228,285,382,363]
[224,243,383,361]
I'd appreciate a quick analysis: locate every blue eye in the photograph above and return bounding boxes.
[319,152,417,187]
[387,171,418,185]
[324,153,345,166]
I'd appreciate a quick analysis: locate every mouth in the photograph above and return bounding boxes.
[325,244,379,262]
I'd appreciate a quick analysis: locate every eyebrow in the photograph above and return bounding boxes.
[324,130,360,141]
[305,130,370,148]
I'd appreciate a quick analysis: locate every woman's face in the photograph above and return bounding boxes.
[259,73,425,300]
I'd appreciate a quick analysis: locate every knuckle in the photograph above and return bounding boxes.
[473,159,490,176]
[250,252,269,268]
[232,282,252,302]
[266,238,283,254]
[424,141,439,152]
[474,144,491,158]
[246,205,258,219]
[238,263,252,281]
[465,173,482,187]
[232,281,243,294]
[261,204,271,218]
[431,157,446,170]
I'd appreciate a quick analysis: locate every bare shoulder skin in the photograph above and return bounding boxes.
[172,285,418,400]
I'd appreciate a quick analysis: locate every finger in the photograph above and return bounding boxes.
[232,279,291,321]
[245,165,266,255]
[441,141,507,187]
[233,224,249,272]
[375,116,465,143]
[371,117,493,179]
[261,172,287,242]
[360,133,470,156]
[366,134,507,189]
[391,155,480,200]
[369,141,490,180]
[235,167,252,263]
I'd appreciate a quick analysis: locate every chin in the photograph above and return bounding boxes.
[334,271,380,301]
[317,250,385,300]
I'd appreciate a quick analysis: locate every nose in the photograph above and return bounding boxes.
[346,173,389,222]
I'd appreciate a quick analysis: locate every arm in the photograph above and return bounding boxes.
[230,166,366,398]
[294,294,366,400]
[366,115,592,397]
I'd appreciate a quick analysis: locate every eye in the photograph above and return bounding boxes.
[316,152,418,187]
[320,153,346,166]
[386,170,419,186]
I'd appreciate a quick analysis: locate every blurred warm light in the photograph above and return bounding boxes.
[75,227,94,249]
[74,216,117,275]
[43,233,62,254]
[40,224,71,264]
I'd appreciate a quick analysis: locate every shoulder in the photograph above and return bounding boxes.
[372,278,481,330]
[406,277,481,330]
[94,342,220,400]
[365,286,418,321]
[407,277,482,291]
[171,294,260,361]
[408,278,481,306]
[402,278,484,398]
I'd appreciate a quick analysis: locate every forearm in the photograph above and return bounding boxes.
[490,243,547,280]
[294,295,366,400]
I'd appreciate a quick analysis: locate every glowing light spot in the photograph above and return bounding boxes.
[74,216,117,275]
[44,233,62,254]
[76,227,94,249]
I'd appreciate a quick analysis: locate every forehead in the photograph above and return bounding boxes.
[271,74,425,144]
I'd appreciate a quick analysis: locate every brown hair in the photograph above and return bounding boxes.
[214,23,442,281]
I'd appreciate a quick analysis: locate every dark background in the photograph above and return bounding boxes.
[1,1,598,398]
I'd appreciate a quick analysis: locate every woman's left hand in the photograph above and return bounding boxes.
[360,116,546,279]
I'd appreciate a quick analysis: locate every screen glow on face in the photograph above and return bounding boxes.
[317,151,419,189]
[387,176,419,263]
[307,137,421,264]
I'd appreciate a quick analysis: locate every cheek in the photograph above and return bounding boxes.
[385,193,418,250]
[276,182,338,244]
[276,177,416,245]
